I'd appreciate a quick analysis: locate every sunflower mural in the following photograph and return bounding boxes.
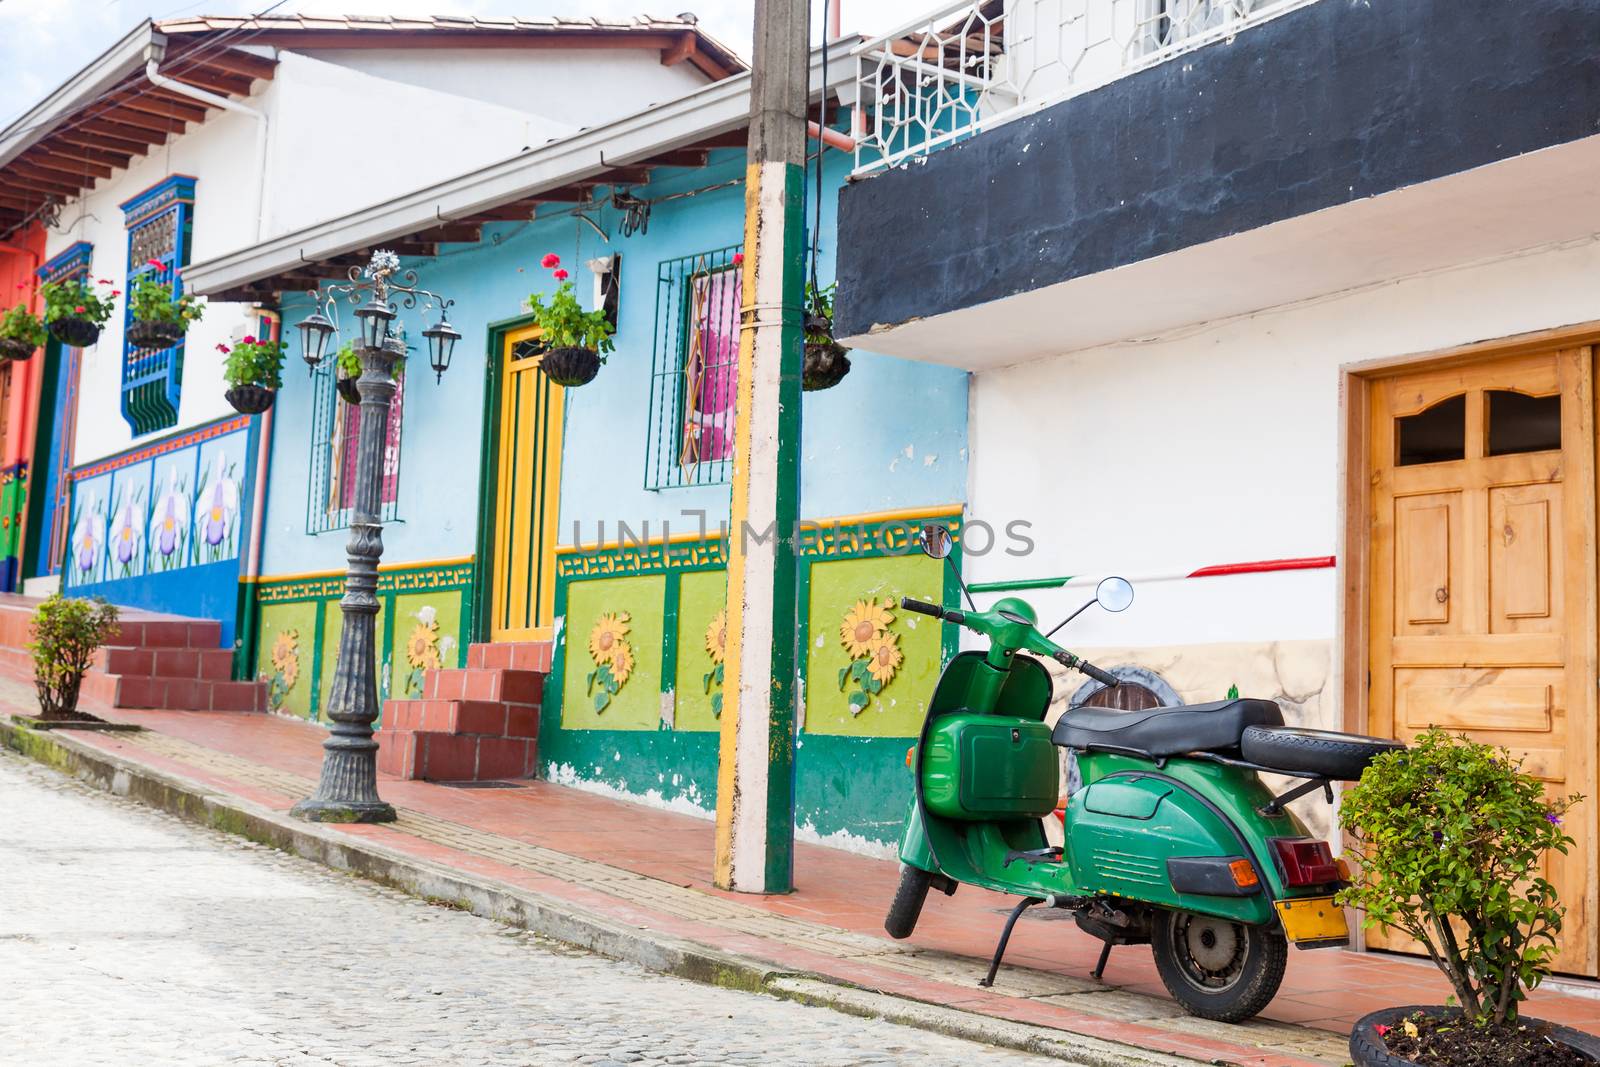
[267,629,300,712]
[703,608,727,717]
[838,597,904,714]
[586,611,635,713]
[402,605,449,698]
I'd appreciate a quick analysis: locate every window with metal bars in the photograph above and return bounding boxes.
[644,244,743,490]
[305,359,404,533]
[120,176,195,436]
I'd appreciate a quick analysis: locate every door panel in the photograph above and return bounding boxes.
[1367,347,1597,975]
[489,328,564,643]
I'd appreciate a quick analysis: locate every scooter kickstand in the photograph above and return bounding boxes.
[1090,940,1113,981]
[978,897,1044,988]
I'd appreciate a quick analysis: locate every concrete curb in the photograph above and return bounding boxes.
[0,720,1220,1067]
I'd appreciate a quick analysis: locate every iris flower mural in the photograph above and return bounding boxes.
[149,466,190,571]
[72,489,102,580]
[195,451,240,562]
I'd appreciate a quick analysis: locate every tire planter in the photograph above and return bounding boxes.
[540,345,601,387]
[48,316,100,348]
[803,340,852,391]
[1350,1006,1600,1065]
[0,337,36,363]
[336,374,361,405]
[127,319,185,349]
[224,384,276,415]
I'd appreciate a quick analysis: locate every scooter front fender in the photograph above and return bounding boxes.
[897,797,937,872]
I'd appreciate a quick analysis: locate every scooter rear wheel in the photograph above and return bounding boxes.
[1151,910,1287,1023]
[884,865,932,939]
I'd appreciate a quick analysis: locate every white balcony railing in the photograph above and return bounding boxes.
[851,0,1318,176]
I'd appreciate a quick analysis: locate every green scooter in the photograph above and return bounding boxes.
[888,524,1400,1023]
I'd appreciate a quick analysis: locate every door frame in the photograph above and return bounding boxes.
[471,312,542,646]
[1337,317,1600,972]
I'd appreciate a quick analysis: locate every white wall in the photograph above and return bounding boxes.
[966,236,1600,650]
[300,46,711,132]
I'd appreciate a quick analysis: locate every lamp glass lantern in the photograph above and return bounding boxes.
[296,310,335,372]
[353,298,396,351]
[421,315,461,382]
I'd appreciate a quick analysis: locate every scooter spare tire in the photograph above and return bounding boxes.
[884,865,932,940]
[1240,725,1403,782]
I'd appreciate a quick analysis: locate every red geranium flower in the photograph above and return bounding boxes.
[110,290,120,297]
[540,253,560,269]
[1374,1024,1390,1036]
[97,278,113,285]
[732,252,744,265]
[215,343,230,354]
[145,259,162,269]
[73,305,86,314]
[553,268,569,281]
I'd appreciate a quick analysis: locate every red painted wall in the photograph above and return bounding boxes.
[0,223,51,577]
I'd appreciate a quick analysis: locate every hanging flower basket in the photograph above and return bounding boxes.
[803,339,852,391]
[540,345,602,388]
[336,373,361,405]
[0,338,37,363]
[127,319,186,350]
[224,384,276,415]
[49,317,101,348]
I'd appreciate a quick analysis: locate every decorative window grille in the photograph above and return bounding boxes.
[306,357,404,533]
[119,176,196,436]
[644,244,743,490]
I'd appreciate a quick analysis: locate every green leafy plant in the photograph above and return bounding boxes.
[1337,728,1582,1027]
[28,594,119,720]
[217,335,286,390]
[129,274,204,326]
[805,280,837,344]
[335,340,403,380]
[0,304,47,348]
[525,253,615,353]
[40,277,117,326]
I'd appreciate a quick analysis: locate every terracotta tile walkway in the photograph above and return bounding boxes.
[7,667,1599,1066]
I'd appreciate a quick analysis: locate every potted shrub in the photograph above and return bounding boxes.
[219,335,286,414]
[127,265,203,349]
[526,254,614,387]
[802,281,852,391]
[0,303,47,362]
[334,339,405,404]
[40,276,117,347]
[1340,727,1598,1066]
[27,594,119,722]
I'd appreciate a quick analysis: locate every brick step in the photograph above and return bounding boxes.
[381,697,538,740]
[93,645,235,680]
[466,641,553,672]
[423,666,545,704]
[376,728,537,782]
[81,673,267,712]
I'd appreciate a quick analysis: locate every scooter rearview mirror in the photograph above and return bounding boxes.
[917,524,954,560]
[1096,576,1134,613]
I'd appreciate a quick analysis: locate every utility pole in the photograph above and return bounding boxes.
[713,0,809,893]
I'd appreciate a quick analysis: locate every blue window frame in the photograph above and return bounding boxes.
[119,175,196,436]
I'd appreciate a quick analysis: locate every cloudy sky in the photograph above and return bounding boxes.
[0,0,938,126]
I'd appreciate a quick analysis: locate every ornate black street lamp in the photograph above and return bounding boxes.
[290,250,457,824]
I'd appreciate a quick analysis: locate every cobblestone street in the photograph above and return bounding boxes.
[0,751,1064,1067]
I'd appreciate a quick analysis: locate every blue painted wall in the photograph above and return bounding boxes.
[261,143,969,581]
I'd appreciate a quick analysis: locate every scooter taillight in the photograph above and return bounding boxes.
[1269,838,1341,886]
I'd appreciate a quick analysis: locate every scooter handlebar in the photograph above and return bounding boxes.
[1053,649,1118,688]
[900,597,965,625]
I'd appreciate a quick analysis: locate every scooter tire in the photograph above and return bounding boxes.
[884,865,933,939]
[1151,910,1287,1023]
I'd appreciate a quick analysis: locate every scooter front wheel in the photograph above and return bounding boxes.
[1151,909,1287,1023]
[884,865,933,939]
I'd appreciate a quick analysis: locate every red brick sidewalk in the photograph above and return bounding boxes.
[6,668,1598,1067]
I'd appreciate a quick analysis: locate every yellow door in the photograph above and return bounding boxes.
[490,327,564,642]
[1368,347,1598,975]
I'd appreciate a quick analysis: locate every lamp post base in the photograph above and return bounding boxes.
[290,797,397,824]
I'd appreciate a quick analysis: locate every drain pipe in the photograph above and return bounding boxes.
[144,43,271,240]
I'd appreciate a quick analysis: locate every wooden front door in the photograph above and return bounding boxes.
[489,327,564,642]
[1368,347,1598,975]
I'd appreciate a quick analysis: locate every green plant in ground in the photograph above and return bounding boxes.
[1337,727,1582,1027]
[217,335,286,390]
[524,254,615,353]
[40,277,117,326]
[129,273,204,326]
[0,303,47,348]
[28,594,119,719]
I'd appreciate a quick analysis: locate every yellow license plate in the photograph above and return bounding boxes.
[1275,896,1348,943]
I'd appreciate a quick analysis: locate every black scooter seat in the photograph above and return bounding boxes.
[1052,698,1284,758]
